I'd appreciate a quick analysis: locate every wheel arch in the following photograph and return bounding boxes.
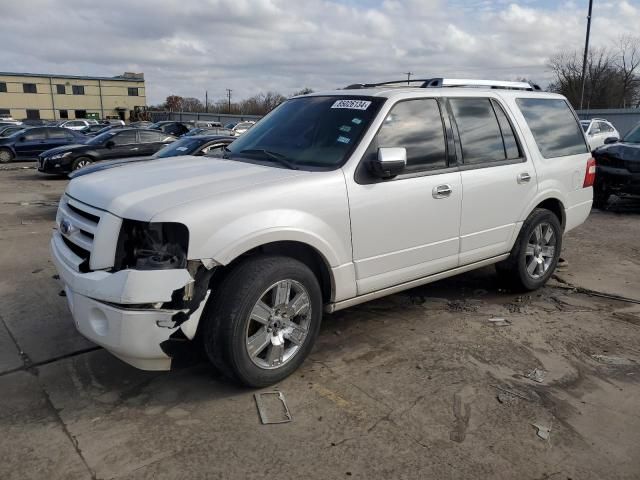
[211,240,335,304]
[534,197,566,230]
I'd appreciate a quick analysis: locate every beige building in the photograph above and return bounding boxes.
[0,71,146,121]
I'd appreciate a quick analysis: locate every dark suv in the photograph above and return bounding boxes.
[0,127,86,163]
[38,128,176,174]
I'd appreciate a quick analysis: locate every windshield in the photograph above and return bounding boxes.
[154,137,204,158]
[623,124,640,143]
[225,96,384,169]
[87,132,115,145]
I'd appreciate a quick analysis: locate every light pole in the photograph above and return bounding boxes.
[404,72,413,85]
[579,0,594,110]
[226,89,232,113]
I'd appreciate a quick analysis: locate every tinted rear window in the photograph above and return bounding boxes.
[516,98,588,158]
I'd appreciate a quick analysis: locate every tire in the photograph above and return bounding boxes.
[202,255,323,387]
[0,148,14,163]
[496,208,563,291]
[71,157,92,171]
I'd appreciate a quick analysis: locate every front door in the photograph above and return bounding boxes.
[14,128,48,158]
[448,97,538,265]
[347,98,462,295]
[105,130,141,160]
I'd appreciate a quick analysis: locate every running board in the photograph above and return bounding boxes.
[325,254,509,313]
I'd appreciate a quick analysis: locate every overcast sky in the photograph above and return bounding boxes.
[1,0,639,105]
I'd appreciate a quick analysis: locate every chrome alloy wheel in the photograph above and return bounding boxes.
[245,279,312,369]
[0,150,12,163]
[75,159,90,169]
[525,222,556,279]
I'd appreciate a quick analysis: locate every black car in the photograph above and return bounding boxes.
[38,128,176,175]
[184,127,234,137]
[593,123,640,208]
[148,121,191,137]
[0,127,87,163]
[69,135,235,179]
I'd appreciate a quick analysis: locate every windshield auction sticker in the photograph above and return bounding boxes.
[331,99,372,110]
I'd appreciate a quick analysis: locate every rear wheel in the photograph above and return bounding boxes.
[202,255,322,387]
[496,208,562,291]
[0,148,14,163]
[71,157,92,171]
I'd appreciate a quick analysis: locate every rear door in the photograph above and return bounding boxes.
[46,128,72,150]
[346,97,462,295]
[451,96,538,265]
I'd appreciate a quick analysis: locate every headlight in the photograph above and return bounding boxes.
[113,220,189,271]
[50,152,72,160]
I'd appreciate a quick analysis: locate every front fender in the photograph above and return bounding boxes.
[192,209,350,268]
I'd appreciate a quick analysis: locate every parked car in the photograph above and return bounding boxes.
[78,124,109,136]
[0,127,86,162]
[224,122,238,129]
[38,128,176,175]
[188,120,223,128]
[70,135,235,179]
[232,121,256,136]
[0,125,25,138]
[60,119,99,130]
[100,119,126,126]
[51,78,594,386]
[0,114,21,124]
[184,127,234,137]
[591,122,640,208]
[148,121,191,137]
[581,119,620,151]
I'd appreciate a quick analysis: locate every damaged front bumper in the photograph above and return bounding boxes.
[51,233,210,371]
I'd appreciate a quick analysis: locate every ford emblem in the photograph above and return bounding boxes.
[60,219,74,235]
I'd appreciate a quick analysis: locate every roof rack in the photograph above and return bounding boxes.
[345,77,541,91]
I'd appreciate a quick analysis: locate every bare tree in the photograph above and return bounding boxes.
[548,36,640,109]
[181,97,205,112]
[164,95,183,112]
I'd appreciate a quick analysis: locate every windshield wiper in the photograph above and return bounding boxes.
[237,149,299,170]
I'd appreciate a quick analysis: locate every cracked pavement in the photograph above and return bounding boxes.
[1,165,639,479]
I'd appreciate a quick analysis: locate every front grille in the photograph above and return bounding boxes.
[57,195,103,271]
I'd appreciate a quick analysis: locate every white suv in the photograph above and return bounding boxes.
[580,118,620,150]
[60,119,99,130]
[51,78,594,386]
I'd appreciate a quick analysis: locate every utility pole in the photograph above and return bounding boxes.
[205,91,208,113]
[404,72,413,85]
[226,89,232,113]
[579,0,594,111]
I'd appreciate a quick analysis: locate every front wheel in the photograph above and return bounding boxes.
[71,157,92,171]
[202,255,323,387]
[496,208,562,291]
[0,148,14,163]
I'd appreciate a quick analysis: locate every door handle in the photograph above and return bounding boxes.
[432,184,453,199]
[131,147,139,151]
[517,172,531,184]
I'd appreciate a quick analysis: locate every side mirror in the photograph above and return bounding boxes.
[105,140,115,149]
[604,136,619,145]
[369,147,407,179]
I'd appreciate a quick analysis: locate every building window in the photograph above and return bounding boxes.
[26,109,40,120]
[59,110,68,119]
[0,109,10,116]
[23,83,37,94]
[72,85,85,95]
[75,110,87,119]
[0,83,6,93]
[128,87,139,96]
[56,84,66,94]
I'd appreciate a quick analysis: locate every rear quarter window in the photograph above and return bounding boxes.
[516,98,588,158]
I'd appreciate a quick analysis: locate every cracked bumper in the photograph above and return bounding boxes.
[51,237,206,371]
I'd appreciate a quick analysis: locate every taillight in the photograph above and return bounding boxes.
[583,157,596,188]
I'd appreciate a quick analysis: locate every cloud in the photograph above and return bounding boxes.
[0,0,638,104]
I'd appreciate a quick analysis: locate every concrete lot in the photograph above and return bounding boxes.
[1,163,639,480]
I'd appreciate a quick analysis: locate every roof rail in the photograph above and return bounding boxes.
[345,77,541,91]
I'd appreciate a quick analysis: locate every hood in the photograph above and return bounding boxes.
[69,155,152,179]
[40,144,88,157]
[596,142,640,161]
[66,156,304,220]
